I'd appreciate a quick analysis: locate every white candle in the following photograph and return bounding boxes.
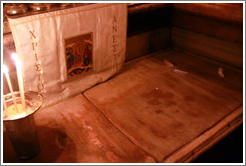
[3,95,8,112]
[3,65,19,113]
[12,53,26,110]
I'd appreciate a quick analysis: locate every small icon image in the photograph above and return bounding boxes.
[65,33,93,78]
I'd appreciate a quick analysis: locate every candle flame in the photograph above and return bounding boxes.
[12,53,20,63]
[11,52,26,111]
[12,53,23,68]
[3,65,9,74]
[11,53,18,60]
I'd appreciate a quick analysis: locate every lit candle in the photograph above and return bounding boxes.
[12,53,26,110]
[3,65,19,113]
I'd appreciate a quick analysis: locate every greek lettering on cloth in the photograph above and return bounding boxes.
[9,3,127,107]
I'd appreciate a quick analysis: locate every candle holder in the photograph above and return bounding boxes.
[59,3,73,8]
[4,3,28,16]
[28,3,54,12]
[3,91,43,160]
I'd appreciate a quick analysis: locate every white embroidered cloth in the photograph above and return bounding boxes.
[9,3,127,107]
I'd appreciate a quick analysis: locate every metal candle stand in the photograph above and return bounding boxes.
[3,91,43,160]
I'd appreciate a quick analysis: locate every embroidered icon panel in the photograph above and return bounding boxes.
[65,33,93,78]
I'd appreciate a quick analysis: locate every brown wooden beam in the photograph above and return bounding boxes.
[174,3,243,24]
[172,10,243,44]
[128,3,172,15]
